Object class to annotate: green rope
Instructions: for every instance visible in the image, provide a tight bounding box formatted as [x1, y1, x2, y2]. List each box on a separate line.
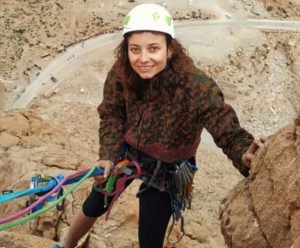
[92, 173, 117, 207]
[104, 174, 117, 208]
[0, 166, 98, 231]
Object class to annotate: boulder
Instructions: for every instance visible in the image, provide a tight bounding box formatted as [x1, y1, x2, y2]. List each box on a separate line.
[220, 115, 300, 248]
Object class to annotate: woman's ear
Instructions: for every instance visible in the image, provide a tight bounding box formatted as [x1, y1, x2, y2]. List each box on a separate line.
[166, 35, 174, 59]
[167, 47, 173, 59]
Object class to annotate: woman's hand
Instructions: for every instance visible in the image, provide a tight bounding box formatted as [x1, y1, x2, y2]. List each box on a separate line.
[93, 160, 114, 185]
[242, 137, 266, 168]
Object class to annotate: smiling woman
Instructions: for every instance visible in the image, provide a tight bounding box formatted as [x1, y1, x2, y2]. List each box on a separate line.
[122, 2, 174, 81]
[127, 32, 171, 79]
[61, 3, 264, 248]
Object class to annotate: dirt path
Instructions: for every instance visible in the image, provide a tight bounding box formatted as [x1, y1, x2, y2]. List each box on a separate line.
[12, 19, 300, 110]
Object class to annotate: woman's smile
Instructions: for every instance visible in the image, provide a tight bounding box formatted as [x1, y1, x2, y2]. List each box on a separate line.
[128, 32, 172, 79]
[138, 65, 154, 72]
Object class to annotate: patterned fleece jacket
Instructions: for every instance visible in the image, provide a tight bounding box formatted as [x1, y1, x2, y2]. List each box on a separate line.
[97, 67, 254, 177]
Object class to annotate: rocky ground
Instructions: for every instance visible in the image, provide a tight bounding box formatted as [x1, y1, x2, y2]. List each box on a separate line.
[0, 0, 300, 247]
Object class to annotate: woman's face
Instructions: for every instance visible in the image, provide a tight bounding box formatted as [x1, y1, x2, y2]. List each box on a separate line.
[127, 32, 172, 79]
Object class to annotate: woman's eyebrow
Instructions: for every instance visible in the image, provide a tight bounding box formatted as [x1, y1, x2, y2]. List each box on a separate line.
[148, 43, 160, 46]
[128, 43, 160, 47]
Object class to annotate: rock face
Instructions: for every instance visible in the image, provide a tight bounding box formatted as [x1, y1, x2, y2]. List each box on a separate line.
[0, 110, 140, 247]
[0, 105, 299, 248]
[0, 231, 54, 248]
[0, 110, 94, 242]
[220, 116, 300, 248]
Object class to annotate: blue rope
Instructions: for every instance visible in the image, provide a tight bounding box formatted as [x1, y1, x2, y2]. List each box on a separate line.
[0, 168, 104, 204]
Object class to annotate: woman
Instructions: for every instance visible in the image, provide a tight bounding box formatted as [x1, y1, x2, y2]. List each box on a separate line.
[62, 3, 264, 248]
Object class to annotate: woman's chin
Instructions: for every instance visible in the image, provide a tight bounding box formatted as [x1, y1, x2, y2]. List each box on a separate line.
[137, 72, 156, 79]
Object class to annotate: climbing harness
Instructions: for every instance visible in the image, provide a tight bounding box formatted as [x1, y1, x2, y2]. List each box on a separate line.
[0, 160, 141, 231]
[124, 143, 198, 244]
[144, 159, 197, 244]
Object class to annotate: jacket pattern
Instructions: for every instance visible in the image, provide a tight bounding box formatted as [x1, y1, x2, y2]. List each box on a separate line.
[97, 67, 254, 176]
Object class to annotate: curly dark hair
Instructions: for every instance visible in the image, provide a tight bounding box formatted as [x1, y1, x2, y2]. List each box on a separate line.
[113, 32, 197, 102]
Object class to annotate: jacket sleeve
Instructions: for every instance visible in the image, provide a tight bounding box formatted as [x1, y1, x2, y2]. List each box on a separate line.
[198, 76, 254, 177]
[97, 67, 126, 163]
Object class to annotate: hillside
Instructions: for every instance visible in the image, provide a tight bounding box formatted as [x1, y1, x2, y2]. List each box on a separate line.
[0, 0, 299, 247]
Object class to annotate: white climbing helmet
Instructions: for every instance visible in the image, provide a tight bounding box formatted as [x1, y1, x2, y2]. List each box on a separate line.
[122, 3, 175, 38]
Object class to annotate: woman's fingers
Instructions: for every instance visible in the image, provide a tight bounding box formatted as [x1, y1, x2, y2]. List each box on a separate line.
[103, 161, 114, 179]
[242, 137, 266, 167]
[93, 160, 114, 184]
[248, 137, 266, 154]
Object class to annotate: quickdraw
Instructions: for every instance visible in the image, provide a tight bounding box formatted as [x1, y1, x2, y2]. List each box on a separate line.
[139, 159, 198, 244]
[0, 160, 141, 231]
[166, 160, 197, 244]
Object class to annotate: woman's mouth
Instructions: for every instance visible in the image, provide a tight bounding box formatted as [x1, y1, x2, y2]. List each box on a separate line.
[138, 66, 153, 72]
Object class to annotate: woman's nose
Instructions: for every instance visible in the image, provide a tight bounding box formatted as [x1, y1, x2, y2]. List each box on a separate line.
[139, 51, 149, 62]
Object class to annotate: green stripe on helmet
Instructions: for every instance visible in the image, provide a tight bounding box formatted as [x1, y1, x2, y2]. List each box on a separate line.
[124, 15, 131, 25]
[165, 16, 172, 26]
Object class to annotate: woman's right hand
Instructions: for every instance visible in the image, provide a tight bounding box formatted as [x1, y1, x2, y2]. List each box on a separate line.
[93, 160, 114, 185]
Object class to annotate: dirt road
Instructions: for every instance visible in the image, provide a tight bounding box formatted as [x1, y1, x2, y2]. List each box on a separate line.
[13, 19, 300, 109]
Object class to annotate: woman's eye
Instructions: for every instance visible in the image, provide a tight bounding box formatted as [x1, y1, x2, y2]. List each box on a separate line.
[149, 47, 159, 53]
[130, 48, 140, 54]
